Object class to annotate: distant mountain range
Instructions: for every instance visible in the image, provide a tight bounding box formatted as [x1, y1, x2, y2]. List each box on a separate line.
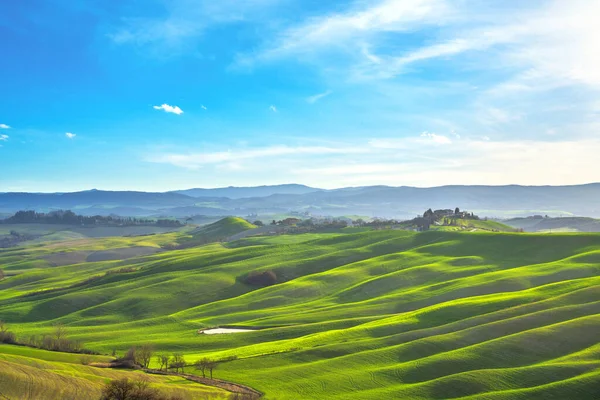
[173, 184, 318, 198]
[1, 183, 600, 219]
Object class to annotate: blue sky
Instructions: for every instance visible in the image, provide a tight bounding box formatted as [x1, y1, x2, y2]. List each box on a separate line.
[1, 0, 599, 192]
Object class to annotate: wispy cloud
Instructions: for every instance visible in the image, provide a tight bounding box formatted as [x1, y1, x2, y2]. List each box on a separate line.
[148, 144, 366, 170]
[108, 0, 283, 55]
[0, 124, 10, 129]
[65, 132, 76, 139]
[269, 105, 278, 113]
[153, 104, 184, 115]
[307, 90, 333, 104]
[146, 133, 600, 187]
[235, 0, 453, 68]
[0, 134, 8, 141]
[201, 105, 208, 110]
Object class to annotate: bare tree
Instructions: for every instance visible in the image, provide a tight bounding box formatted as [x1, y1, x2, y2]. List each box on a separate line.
[206, 359, 218, 379]
[157, 354, 171, 371]
[53, 322, 66, 342]
[194, 358, 208, 378]
[169, 353, 186, 373]
[137, 344, 154, 368]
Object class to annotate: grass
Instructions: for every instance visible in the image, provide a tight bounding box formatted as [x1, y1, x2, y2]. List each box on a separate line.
[1, 223, 600, 399]
[0, 345, 229, 400]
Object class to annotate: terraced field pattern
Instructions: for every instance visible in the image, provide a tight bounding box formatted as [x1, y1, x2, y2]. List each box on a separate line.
[1, 219, 600, 399]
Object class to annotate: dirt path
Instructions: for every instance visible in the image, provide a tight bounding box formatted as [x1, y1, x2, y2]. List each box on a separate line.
[145, 368, 262, 399]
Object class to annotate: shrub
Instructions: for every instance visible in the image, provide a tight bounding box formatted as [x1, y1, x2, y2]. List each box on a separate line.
[244, 270, 277, 287]
[0, 320, 17, 344]
[99, 378, 184, 400]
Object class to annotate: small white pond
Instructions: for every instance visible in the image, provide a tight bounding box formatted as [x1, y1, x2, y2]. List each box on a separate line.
[200, 328, 256, 335]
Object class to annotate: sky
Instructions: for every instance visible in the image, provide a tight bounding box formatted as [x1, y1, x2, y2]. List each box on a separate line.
[1, 0, 599, 192]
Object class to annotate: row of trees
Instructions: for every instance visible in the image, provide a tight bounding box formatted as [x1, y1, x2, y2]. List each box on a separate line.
[123, 345, 220, 379]
[0, 320, 94, 354]
[2, 210, 183, 227]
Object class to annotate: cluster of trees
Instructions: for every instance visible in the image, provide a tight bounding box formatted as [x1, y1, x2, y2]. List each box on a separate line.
[405, 208, 480, 231]
[244, 270, 277, 287]
[353, 218, 403, 228]
[100, 378, 183, 400]
[2, 210, 183, 227]
[0, 230, 39, 248]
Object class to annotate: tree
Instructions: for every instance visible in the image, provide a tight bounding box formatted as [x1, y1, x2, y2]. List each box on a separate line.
[137, 344, 154, 368]
[205, 359, 218, 379]
[169, 353, 186, 373]
[54, 322, 66, 342]
[455, 207, 460, 215]
[244, 270, 277, 287]
[0, 320, 16, 344]
[194, 358, 208, 378]
[157, 354, 171, 371]
[99, 378, 182, 400]
[100, 378, 135, 400]
[252, 220, 264, 227]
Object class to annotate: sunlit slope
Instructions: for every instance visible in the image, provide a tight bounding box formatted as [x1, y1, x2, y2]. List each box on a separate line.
[1, 230, 600, 399]
[0, 345, 228, 400]
[190, 216, 256, 240]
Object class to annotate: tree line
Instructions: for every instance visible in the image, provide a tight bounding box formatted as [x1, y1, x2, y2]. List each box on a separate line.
[0, 320, 95, 354]
[2, 210, 183, 227]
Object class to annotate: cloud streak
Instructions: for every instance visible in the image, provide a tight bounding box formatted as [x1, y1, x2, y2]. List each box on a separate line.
[307, 90, 333, 104]
[146, 133, 600, 187]
[0, 134, 8, 141]
[65, 132, 76, 139]
[0, 124, 10, 129]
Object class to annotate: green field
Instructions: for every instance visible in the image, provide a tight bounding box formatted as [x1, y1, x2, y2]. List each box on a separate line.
[0, 344, 229, 399]
[1, 224, 600, 399]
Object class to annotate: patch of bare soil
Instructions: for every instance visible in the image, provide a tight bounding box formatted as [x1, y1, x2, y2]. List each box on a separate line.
[44, 251, 92, 266]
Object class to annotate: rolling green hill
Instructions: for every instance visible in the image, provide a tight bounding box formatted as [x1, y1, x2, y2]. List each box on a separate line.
[1, 228, 600, 399]
[0, 344, 229, 400]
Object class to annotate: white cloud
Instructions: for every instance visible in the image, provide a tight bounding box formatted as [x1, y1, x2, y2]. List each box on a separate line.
[65, 132, 76, 139]
[0, 134, 8, 141]
[420, 132, 452, 144]
[0, 124, 10, 129]
[201, 105, 208, 110]
[269, 105, 278, 113]
[153, 104, 184, 115]
[307, 90, 333, 104]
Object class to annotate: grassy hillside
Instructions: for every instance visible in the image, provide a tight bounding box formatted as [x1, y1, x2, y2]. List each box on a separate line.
[187, 217, 256, 243]
[1, 229, 600, 399]
[0, 345, 229, 400]
[505, 217, 600, 233]
[433, 218, 516, 232]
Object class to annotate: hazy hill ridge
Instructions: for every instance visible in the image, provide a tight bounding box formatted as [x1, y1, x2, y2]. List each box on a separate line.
[1, 183, 600, 218]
